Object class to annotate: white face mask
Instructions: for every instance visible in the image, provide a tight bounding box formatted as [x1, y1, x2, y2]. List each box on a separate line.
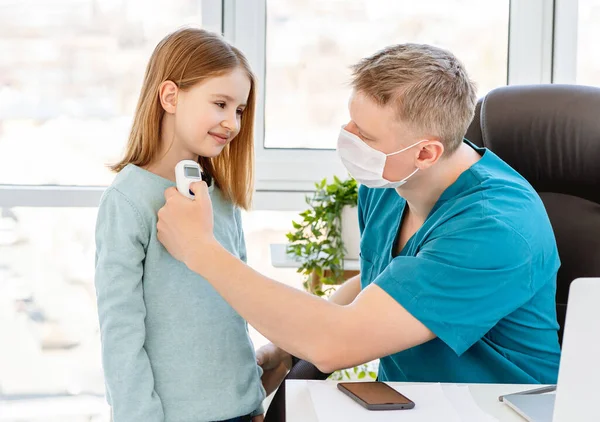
[337, 125, 424, 189]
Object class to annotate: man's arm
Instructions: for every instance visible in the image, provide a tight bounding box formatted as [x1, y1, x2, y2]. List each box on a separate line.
[188, 247, 434, 373]
[330, 274, 362, 305]
[157, 184, 433, 373]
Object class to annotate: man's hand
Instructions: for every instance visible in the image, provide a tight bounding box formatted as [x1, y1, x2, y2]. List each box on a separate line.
[256, 343, 293, 396]
[157, 182, 216, 266]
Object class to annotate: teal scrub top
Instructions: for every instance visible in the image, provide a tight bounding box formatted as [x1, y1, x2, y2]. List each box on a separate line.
[358, 141, 561, 385]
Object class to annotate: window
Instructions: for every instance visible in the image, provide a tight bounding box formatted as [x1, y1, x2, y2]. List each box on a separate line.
[0, 207, 108, 419]
[241, 210, 305, 348]
[263, 0, 510, 150]
[0, 1, 223, 419]
[1, 0, 559, 203]
[231, 0, 550, 195]
[576, 0, 600, 85]
[0, 0, 208, 186]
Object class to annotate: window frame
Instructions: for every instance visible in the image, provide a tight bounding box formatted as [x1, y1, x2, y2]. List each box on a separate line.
[0, 0, 580, 211]
[552, 0, 579, 84]
[228, 0, 561, 206]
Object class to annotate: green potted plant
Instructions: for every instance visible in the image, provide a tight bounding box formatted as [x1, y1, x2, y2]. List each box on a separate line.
[286, 176, 358, 296]
[286, 176, 377, 381]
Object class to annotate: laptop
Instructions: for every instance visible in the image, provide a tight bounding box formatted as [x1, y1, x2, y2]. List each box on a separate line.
[502, 278, 600, 422]
[503, 391, 556, 421]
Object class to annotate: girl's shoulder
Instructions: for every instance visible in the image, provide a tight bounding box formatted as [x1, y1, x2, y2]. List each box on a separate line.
[102, 164, 173, 217]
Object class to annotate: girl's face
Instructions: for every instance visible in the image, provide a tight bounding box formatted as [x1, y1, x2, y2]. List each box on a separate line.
[174, 67, 251, 158]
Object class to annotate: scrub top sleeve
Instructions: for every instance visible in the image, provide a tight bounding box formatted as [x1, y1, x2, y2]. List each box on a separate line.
[372, 216, 535, 356]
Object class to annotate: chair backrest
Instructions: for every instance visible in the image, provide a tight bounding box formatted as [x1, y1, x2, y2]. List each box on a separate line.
[465, 84, 600, 344]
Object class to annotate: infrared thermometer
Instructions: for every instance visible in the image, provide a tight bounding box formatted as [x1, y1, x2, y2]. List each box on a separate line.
[175, 160, 211, 199]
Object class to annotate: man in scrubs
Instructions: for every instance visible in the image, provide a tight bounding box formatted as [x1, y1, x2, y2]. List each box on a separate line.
[156, 43, 561, 393]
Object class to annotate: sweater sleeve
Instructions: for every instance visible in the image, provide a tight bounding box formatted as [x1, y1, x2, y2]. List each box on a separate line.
[94, 188, 164, 422]
[234, 207, 248, 264]
[234, 208, 265, 418]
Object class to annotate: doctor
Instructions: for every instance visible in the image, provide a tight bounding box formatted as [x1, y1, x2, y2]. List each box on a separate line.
[156, 43, 561, 393]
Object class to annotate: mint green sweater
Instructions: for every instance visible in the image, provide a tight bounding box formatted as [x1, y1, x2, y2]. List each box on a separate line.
[94, 164, 265, 422]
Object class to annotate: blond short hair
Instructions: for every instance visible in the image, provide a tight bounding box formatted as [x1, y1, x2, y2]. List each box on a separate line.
[351, 43, 477, 154]
[112, 28, 256, 210]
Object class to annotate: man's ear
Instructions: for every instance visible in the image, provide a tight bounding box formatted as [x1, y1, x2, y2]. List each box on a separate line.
[159, 80, 178, 114]
[416, 140, 445, 169]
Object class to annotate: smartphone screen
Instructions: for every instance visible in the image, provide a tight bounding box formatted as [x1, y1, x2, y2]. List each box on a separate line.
[339, 382, 413, 405]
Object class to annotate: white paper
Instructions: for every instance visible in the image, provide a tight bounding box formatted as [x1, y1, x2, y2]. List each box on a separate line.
[442, 385, 499, 422]
[307, 381, 463, 422]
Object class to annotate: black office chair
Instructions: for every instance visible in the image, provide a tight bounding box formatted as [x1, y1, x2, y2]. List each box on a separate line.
[265, 84, 600, 422]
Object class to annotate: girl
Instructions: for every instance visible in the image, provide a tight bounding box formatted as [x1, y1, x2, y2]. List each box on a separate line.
[94, 28, 265, 422]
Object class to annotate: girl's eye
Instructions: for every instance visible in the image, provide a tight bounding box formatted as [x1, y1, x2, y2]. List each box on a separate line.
[236, 109, 244, 116]
[215, 102, 226, 109]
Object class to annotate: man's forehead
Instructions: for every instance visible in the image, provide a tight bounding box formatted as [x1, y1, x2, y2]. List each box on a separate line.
[349, 91, 399, 133]
[349, 91, 396, 116]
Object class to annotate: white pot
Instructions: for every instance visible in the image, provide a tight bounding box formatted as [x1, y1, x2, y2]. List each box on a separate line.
[341, 205, 360, 260]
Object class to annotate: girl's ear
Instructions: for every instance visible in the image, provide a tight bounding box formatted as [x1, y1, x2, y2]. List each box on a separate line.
[159, 80, 178, 114]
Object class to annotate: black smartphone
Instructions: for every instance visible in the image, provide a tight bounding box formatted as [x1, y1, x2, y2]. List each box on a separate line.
[337, 381, 415, 411]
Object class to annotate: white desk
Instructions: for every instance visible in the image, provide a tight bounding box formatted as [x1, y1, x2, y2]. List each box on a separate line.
[286, 380, 544, 422]
[270, 243, 360, 271]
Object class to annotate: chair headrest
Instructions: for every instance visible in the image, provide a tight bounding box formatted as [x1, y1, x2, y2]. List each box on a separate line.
[466, 84, 600, 204]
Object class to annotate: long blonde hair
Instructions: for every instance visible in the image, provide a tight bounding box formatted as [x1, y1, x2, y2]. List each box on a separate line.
[112, 28, 256, 209]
